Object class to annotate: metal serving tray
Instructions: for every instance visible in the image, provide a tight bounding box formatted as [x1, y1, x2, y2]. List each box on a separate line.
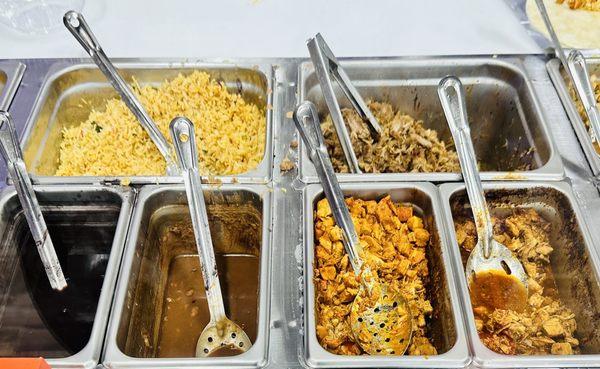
[302, 182, 469, 368]
[0, 61, 25, 111]
[20, 61, 275, 185]
[439, 181, 600, 368]
[547, 51, 600, 176]
[0, 185, 133, 369]
[297, 57, 564, 183]
[103, 185, 272, 368]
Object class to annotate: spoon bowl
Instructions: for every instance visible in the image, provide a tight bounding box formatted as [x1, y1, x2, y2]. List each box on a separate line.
[196, 318, 252, 357]
[170, 117, 252, 357]
[350, 275, 412, 355]
[293, 101, 412, 355]
[438, 76, 529, 312]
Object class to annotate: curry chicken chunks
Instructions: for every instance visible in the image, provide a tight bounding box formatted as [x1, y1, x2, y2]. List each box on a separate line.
[455, 208, 579, 355]
[313, 196, 437, 356]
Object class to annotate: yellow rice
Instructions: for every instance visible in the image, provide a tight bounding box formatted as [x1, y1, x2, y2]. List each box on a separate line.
[56, 71, 266, 176]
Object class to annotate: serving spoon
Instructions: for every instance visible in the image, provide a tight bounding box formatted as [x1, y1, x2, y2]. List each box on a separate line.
[0, 111, 66, 290]
[170, 117, 252, 357]
[438, 77, 529, 313]
[293, 101, 412, 355]
[63, 11, 179, 176]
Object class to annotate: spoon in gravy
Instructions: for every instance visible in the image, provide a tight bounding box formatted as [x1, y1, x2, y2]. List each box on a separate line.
[438, 76, 529, 313]
[170, 117, 252, 357]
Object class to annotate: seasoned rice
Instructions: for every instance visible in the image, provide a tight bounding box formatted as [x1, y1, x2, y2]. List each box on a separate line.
[56, 71, 266, 176]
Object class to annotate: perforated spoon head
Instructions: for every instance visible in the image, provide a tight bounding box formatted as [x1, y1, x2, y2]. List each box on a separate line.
[196, 317, 252, 357]
[350, 282, 412, 355]
[438, 76, 529, 312]
[466, 239, 529, 313]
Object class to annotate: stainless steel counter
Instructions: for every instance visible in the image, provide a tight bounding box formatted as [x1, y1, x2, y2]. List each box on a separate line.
[1, 54, 600, 368]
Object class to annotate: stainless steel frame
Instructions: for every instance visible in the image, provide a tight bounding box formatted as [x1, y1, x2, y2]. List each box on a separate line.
[103, 184, 272, 368]
[0, 61, 25, 111]
[0, 185, 133, 369]
[547, 51, 600, 175]
[19, 60, 276, 185]
[297, 57, 565, 183]
[302, 182, 469, 368]
[0, 54, 597, 369]
[439, 181, 600, 368]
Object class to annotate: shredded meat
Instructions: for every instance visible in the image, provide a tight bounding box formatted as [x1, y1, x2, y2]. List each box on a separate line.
[322, 101, 460, 173]
[556, 0, 600, 10]
[455, 208, 579, 355]
[568, 74, 600, 152]
[314, 196, 436, 356]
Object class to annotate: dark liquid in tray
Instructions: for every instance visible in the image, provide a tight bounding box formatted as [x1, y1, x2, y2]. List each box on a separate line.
[0, 213, 116, 357]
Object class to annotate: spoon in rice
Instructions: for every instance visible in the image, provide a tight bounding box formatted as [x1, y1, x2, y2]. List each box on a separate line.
[293, 101, 412, 355]
[63, 11, 179, 176]
[170, 117, 252, 357]
[438, 76, 528, 313]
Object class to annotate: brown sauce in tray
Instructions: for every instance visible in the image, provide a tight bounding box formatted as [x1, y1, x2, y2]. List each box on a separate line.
[156, 254, 259, 357]
[209, 345, 246, 357]
[469, 270, 528, 313]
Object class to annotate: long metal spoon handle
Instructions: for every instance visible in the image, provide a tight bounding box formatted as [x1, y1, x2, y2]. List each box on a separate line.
[534, 0, 569, 68]
[438, 77, 494, 259]
[170, 117, 226, 321]
[63, 11, 179, 176]
[293, 102, 363, 273]
[0, 112, 66, 291]
[568, 50, 600, 142]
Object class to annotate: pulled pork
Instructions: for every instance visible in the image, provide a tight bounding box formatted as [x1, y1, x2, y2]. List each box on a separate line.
[455, 208, 579, 355]
[322, 101, 460, 173]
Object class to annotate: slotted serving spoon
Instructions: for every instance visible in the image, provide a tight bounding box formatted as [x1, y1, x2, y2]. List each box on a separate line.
[169, 117, 252, 357]
[63, 11, 179, 176]
[438, 77, 528, 312]
[293, 101, 412, 355]
[0, 111, 66, 290]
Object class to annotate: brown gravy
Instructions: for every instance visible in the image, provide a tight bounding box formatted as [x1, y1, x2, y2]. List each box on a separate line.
[209, 345, 246, 357]
[156, 254, 259, 357]
[469, 270, 528, 313]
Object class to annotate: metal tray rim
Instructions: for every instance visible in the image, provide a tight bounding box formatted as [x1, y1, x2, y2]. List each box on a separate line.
[438, 180, 600, 368]
[546, 55, 600, 176]
[302, 182, 470, 368]
[295, 56, 565, 184]
[0, 184, 134, 369]
[102, 184, 273, 368]
[19, 60, 276, 185]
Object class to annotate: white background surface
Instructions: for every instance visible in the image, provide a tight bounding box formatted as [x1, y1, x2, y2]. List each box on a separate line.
[0, 0, 541, 59]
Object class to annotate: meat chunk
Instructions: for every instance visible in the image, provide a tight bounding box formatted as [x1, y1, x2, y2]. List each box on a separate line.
[542, 318, 565, 338]
[314, 196, 435, 356]
[551, 342, 573, 355]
